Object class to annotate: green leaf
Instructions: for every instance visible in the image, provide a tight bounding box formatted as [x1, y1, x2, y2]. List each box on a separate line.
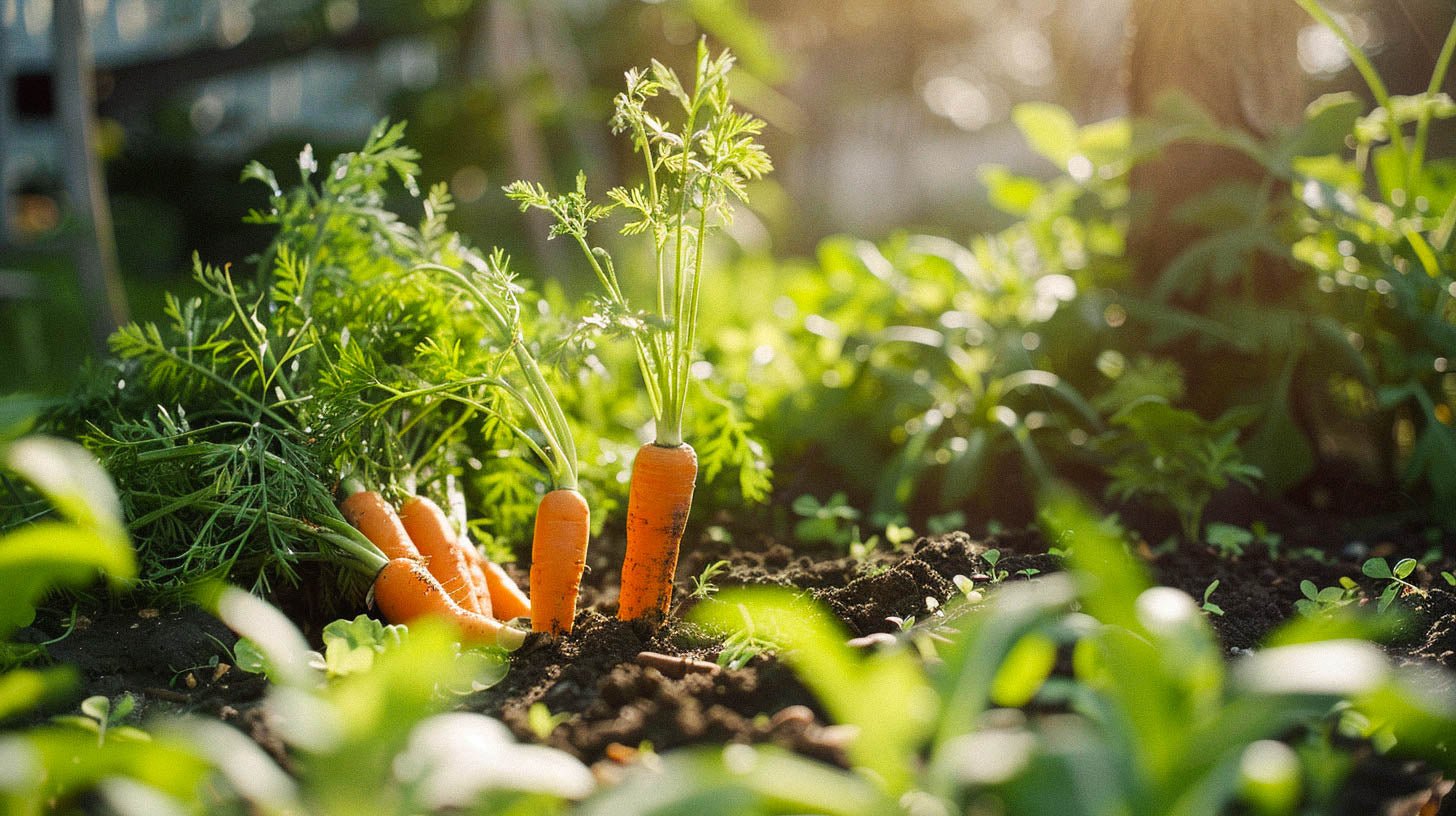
[989, 632, 1058, 707]
[0, 521, 137, 638]
[1378, 584, 1398, 614]
[1362, 558, 1393, 580]
[1300, 580, 1318, 601]
[1014, 103, 1080, 168]
[4, 437, 124, 535]
[321, 615, 407, 678]
[1392, 558, 1417, 580]
[981, 166, 1044, 216]
[0, 666, 76, 723]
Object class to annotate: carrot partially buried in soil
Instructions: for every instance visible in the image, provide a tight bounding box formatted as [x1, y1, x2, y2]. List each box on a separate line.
[529, 488, 590, 636]
[618, 443, 697, 621]
[373, 557, 525, 649]
[399, 495, 488, 616]
[505, 44, 768, 624]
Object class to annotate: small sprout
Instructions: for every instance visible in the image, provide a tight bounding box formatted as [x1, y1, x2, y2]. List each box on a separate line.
[691, 560, 731, 600]
[982, 549, 1008, 583]
[1017, 568, 1041, 580]
[1201, 580, 1225, 616]
[1442, 571, 1455, 587]
[1294, 576, 1359, 617]
[526, 703, 571, 740]
[1362, 557, 1425, 613]
[1205, 523, 1253, 559]
[885, 523, 916, 547]
[849, 527, 881, 562]
[952, 574, 975, 597]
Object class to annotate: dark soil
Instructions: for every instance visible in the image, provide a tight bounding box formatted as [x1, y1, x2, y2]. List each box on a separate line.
[17, 513, 1456, 814]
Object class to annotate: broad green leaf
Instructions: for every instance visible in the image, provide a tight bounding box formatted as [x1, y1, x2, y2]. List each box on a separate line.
[990, 632, 1058, 707]
[0, 666, 76, 723]
[0, 521, 137, 638]
[1014, 103, 1080, 167]
[3, 437, 124, 535]
[1393, 559, 1417, 580]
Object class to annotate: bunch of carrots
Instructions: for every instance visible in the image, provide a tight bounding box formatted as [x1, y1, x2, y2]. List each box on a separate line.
[343, 490, 531, 649]
[340, 45, 766, 642]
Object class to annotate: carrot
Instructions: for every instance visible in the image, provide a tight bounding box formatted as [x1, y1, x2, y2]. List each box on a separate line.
[617, 443, 697, 621]
[479, 557, 532, 621]
[340, 491, 422, 562]
[373, 558, 525, 649]
[528, 488, 590, 636]
[399, 495, 488, 616]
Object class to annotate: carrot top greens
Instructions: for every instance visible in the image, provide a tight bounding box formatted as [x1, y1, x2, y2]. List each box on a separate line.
[506, 41, 772, 447]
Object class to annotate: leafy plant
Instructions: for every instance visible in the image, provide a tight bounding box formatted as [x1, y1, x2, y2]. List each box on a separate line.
[790, 492, 860, 547]
[1098, 397, 1262, 543]
[1294, 577, 1360, 618]
[1206, 523, 1253, 558]
[1361, 557, 1425, 614]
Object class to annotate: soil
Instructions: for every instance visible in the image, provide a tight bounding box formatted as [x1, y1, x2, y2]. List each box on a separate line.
[15, 513, 1456, 815]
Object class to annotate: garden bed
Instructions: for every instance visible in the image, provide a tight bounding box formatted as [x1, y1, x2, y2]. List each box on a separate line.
[27, 508, 1456, 814]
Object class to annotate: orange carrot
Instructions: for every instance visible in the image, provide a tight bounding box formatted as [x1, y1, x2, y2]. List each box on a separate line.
[617, 443, 697, 621]
[480, 558, 532, 621]
[373, 558, 525, 649]
[341, 491, 422, 562]
[528, 488, 590, 636]
[399, 496, 488, 616]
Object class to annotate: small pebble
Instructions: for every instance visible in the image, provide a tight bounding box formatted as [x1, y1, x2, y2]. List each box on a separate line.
[138, 608, 159, 620]
[212, 663, 231, 682]
[184, 673, 197, 689]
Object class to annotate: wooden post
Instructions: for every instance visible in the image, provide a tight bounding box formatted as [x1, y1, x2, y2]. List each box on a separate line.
[1127, 0, 1306, 291]
[53, 0, 129, 353]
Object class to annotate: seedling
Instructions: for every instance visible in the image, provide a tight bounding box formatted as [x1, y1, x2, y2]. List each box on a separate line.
[1361, 557, 1425, 613]
[1201, 580, 1226, 616]
[1205, 523, 1253, 559]
[982, 549, 1008, 583]
[1294, 577, 1360, 617]
[691, 560, 732, 600]
[1017, 568, 1042, 580]
[716, 628, 776, 670]
[1442, 571, 1456, 587]
[527, 703, 572, 740]
[848, 527, 881, 562]
[790, 492, 860, 547]
[951, 574, 985, 604]
[53, 694, 145, 746]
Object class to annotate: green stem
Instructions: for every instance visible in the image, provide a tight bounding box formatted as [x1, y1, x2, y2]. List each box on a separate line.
[1412, 18, 1456, 195]
[1296, 0, 1412, 210]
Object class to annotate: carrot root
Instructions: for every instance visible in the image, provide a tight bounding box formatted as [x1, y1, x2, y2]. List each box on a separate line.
[399, 495, 488, 616]
[528, 488, 591, 636]
[481, 558, 533, 621]
[373, 558, 525, 650]
[617, 442, 697, 622]
[341, 491, 422, 562]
